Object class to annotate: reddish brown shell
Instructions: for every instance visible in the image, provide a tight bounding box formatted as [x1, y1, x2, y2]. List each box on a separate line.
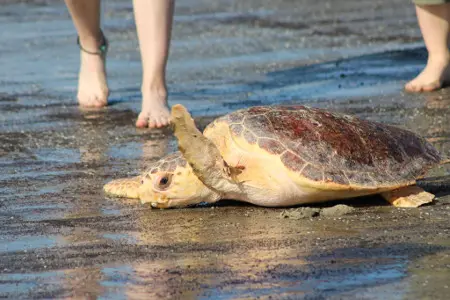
[207, 105, 442, 187]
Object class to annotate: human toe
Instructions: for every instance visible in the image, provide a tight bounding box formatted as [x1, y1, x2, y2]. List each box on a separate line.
[93, 97, 107, 108]
[404, 81, 421, 93]
[78, 94, 95, 108]
[160, 115, 171, 127]
[148, 118, 158, 129]
[136, 113, 149, 128]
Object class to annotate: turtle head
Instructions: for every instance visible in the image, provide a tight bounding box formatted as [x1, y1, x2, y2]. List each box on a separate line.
[138, 152, 221, 208]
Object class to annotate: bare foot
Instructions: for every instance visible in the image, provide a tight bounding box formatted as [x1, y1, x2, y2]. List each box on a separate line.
[77, 49, 109, 108]
[405, 55, 450, 93]
[136, 89, 171, 128]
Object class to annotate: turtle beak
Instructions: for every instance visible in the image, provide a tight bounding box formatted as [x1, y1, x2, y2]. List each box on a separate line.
[140, 192, 170, 208]
[144, 197, 197, 209]
[150, 201, 170, 209]
[140, 191, 193, 209]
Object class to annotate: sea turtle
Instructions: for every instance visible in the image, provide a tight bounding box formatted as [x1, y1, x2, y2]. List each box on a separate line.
[104, 104, 448, 209]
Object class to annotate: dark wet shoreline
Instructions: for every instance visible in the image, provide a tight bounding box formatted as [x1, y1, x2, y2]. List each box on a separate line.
[1, 0, 449, 299]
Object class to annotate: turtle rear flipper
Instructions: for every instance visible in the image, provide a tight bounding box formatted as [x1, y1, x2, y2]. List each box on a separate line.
[381, 186, 435, 207]
[104, 176, 142, 199]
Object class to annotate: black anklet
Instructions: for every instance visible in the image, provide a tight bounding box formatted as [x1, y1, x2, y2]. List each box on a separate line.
[77, 30, 108, 55]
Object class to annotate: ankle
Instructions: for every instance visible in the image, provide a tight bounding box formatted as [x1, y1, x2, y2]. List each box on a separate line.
[142, 88, 167, 100]
[141, 81, 167, 97]
[79, 37, 102, 51]
[427, 52, 450, 65]
[78, 30, 107, 56]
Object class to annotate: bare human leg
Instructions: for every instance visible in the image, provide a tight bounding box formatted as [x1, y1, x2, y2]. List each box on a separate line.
[65, 0, 109, 108]
[405, 3, 450, 92]
[133, 0, 174, 128]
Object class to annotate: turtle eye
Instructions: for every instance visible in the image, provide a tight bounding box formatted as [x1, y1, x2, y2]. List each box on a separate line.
[155, 174, 173, 190]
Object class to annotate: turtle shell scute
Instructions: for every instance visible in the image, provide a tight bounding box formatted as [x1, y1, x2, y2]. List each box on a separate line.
[147, 152, 187, 174]
[345, 172, 376, 187]
[323, 170, 349, 185]
[280, 151, 306, 172]
[302, 164, 324, 182]
[243, 115, 276, 139]
[230, 124, 244, 136]
[258, 138, 285, 155]
[243, 130, 257, 144]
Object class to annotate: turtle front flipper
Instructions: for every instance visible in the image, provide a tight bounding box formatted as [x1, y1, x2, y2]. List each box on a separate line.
[104, 176, 142, 199]
[171, 104, 240, 195]
[380, 186, 435, 207]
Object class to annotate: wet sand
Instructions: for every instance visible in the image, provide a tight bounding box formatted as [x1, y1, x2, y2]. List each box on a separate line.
[0, 0, 449, 299]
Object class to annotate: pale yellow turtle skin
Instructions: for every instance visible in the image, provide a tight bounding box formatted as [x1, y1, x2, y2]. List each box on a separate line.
[104, 104, 444, 209]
